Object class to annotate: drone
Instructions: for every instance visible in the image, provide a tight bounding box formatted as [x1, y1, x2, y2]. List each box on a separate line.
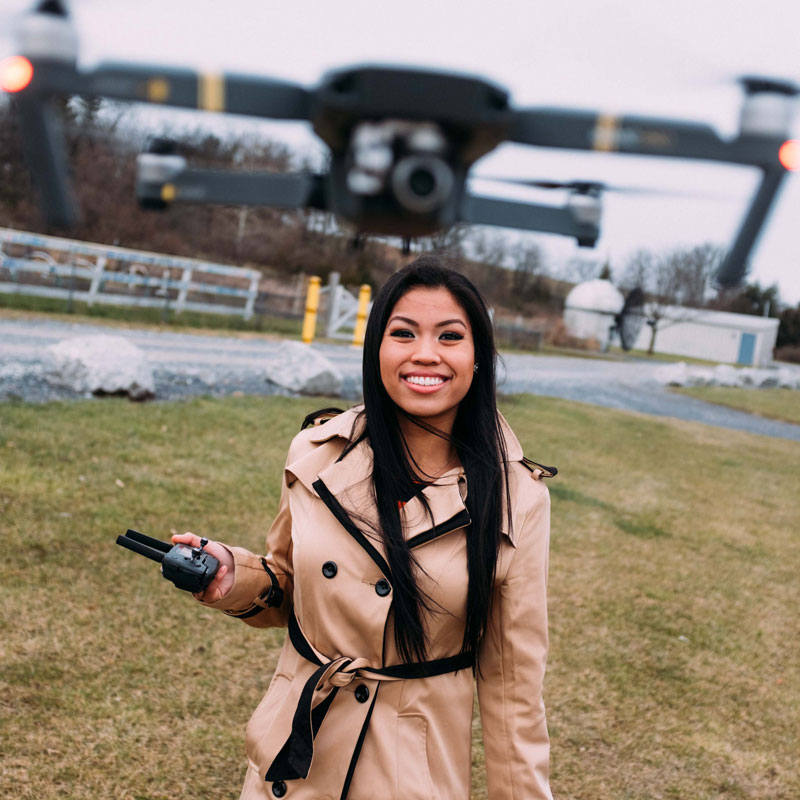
[2, 1, 799, 286]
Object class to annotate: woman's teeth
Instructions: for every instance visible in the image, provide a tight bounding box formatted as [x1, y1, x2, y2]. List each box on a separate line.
[406, 376, 444, 386]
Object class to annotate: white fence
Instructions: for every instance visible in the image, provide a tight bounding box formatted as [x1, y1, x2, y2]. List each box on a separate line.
[323, 272, 372, 340]
[0, 228, 261, 319]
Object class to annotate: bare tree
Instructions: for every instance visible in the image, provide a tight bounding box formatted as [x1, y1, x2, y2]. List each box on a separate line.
[509, 241, 546, 308]
[619, 244, 725, 355]
[469, 229, 510, 267]
[662, 243, 726, 307]
[564, 255, 603, 283]
[416, 223, 470, 256]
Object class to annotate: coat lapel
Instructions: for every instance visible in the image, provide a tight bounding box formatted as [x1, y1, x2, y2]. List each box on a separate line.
[285, 406, 529, 549]
[401, 474, 471, 549]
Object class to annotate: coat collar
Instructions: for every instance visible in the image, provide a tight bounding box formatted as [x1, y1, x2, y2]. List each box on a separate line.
[302, 406, 525, 462]
[286, 406, 525, 546]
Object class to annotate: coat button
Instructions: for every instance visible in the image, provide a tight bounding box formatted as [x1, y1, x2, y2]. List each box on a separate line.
[354, 684, 370, 703]
[375, 579, 391, 597]
[272, 780, 287, 797]
[322, 561, 338, 578]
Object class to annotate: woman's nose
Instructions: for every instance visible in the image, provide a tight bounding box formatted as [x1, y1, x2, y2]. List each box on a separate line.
[411, 336, 441, 363]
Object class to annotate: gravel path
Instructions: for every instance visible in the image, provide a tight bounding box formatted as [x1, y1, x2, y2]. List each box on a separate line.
[2, 316, 800, 442]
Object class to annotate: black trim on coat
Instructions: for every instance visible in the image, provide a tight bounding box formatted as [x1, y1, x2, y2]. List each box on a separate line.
[406, 508, 472, 550]
[339, 686, 379, 800]
[264, 609, 474, 795]
[227, 604, 265, 620]
[312, 477, 393, 581]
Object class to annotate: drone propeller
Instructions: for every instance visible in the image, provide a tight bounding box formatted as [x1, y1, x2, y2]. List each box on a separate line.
[738, 75, 800, 97]
[472, 175, 737, 201]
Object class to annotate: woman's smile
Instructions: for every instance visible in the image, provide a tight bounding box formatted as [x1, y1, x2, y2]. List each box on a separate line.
[402, 372, 450, 392]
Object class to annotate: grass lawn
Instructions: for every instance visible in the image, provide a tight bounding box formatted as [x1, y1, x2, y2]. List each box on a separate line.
[1, 395, 798, 799]
[672, 385, 800, 426]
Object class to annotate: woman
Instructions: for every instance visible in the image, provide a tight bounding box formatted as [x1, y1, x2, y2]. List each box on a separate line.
[174, 255, 555, 800]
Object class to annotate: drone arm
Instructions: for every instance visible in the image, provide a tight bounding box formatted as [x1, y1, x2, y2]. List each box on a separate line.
[13, 93, 78, 228]
[508, 108, 782, 167]
[26, 59, 311, 120]
[715, 166, 788, 287]
[137, 166, 325, 210]
[459, 194, 598, 246]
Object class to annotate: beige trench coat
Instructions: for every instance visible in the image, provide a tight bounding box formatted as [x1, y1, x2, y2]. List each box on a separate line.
[203, 407, 553, 800]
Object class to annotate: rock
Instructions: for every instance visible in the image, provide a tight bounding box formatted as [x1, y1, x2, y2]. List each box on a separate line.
[45, 334, 155, 400]
[262, 341, 343, 396]
[654, 362, 690, 387]
[654, 361, 800, 391]
[777, 366, 800, 389]
[713, 365, 740, 386]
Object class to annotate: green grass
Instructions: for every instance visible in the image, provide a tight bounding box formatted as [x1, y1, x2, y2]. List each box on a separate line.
[0, 292, 303, 337]
[672, 385, 800, 426]
[1, 395, 798, 799]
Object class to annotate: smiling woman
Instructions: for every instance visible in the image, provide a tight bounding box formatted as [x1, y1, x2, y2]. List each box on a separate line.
[172, 255, 556, 799]
[379, 285, 476, 430]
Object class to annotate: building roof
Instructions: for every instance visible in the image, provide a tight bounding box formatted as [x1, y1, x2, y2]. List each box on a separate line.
[652, 305, 779, 332]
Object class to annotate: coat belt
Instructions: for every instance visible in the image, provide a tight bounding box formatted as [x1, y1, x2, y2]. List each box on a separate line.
[264, 609, 473, 796]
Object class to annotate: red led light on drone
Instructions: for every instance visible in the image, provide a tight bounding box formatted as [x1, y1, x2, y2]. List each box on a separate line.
[0, 56, 34, 93]
[779, 139, 800, 171]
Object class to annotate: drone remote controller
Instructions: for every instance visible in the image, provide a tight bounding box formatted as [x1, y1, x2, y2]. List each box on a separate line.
[116, 529, 220, 593]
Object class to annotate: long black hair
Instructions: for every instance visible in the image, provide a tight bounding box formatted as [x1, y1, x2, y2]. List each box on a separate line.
[357, 254, 511, 668]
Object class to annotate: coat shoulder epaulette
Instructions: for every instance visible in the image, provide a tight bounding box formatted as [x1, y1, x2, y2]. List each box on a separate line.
[300, 407, 345, 431]
[521, 456, 558, 479]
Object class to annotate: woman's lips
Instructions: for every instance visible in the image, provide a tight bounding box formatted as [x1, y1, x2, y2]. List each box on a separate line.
[402, 374, 450, 393]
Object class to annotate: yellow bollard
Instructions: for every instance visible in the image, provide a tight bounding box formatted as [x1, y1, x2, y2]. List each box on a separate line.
[301, 276, 322, 344]
[352, 284, 371, 347]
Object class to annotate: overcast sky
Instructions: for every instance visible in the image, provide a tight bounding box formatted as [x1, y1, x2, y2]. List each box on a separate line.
[2, 0, 799, 301]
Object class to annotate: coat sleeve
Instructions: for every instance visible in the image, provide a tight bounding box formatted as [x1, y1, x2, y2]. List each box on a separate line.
[198, 455, 294, 629]
[476, 479, 553, 800]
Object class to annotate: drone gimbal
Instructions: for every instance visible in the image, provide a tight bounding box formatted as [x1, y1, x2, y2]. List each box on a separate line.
[3, 0, 799, 286]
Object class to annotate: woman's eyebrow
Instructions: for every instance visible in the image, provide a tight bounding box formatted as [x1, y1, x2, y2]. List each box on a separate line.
[387, 315, 467, 329]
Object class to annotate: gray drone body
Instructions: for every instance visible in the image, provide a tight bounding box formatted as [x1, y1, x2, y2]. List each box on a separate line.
[5, 0, 799, 286]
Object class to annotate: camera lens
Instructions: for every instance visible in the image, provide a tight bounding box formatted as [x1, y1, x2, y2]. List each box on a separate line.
[391, 155, 454, 214]
[409, 167, 436, 198]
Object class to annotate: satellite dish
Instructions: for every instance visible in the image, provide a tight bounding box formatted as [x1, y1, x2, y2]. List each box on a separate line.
[615, 287, 646, 351]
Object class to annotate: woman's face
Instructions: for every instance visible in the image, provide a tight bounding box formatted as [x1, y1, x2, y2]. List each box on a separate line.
[379, 286, 475, 431]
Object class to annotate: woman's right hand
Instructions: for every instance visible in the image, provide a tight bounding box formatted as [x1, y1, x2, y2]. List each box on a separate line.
[171, 532, 235, 603]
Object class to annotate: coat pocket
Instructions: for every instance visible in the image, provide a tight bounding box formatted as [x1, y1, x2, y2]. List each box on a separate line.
[244, 672, 292, 766]
[396, 714, 437, 800]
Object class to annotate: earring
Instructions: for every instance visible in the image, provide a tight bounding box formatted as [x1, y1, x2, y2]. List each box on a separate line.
[473, 363, 479, 374]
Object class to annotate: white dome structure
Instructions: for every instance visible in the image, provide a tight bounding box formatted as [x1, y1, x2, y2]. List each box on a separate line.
[563, 279, 624, 347]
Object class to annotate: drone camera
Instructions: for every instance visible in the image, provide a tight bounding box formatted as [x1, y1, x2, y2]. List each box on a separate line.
[391, 154, 455, 214]
[343, 119, 459, 222]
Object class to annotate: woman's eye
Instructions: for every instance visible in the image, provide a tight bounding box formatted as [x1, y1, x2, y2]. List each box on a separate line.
[440, 331, 464, 341]
[389, 329, 414, 338]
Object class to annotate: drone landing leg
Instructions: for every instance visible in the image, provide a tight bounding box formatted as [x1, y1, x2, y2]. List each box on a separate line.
[716, 166, 787, 287]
